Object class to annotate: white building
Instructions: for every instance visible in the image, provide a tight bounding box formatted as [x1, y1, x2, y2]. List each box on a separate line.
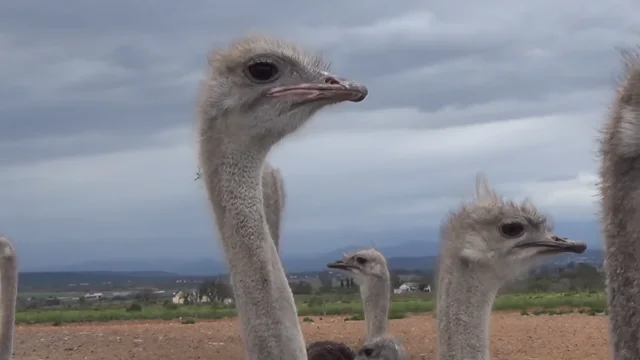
[84, 292, 103, 300]
[394, 282, 420, 294]
[172, 290, 213, 304]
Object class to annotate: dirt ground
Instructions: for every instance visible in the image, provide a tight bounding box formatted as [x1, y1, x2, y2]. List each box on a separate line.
[13, 312, 610, 360]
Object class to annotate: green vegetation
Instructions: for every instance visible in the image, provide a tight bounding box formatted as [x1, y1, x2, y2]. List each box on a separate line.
[180, 317, 196, 324]
[15, 291, 606, 325]
[16, 262, 606, 325]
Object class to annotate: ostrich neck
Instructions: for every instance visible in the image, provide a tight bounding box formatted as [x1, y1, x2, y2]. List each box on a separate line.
[360, 273, 390, 342]
[200, 139, 307, 360]
[600, 155, 640, 360]
[0, 259, 16, 360]
[437, 266, 498, 360]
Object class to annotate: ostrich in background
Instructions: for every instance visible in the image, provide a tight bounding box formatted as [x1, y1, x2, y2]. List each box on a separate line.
[326, 249, 394, 343]
[324, 248, 406, 359]
[599, 49, 640, 360]
[261, 163, 286, 252]
[0, 236, 17, 360]
[197, 33, 406, 359]
[436, 174, 587, 360]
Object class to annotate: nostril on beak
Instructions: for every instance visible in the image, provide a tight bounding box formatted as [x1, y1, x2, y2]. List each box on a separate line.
[552, 236, 567, 242]
[324, 76, 341, 85]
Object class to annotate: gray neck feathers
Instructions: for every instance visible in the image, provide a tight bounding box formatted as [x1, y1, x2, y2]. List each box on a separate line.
[0, 255, 16, 360]
[360, 271, 391, 342]
[599, 55, 640, 360]
[200, 122, 307, 359]
[437, 261, 499, 360]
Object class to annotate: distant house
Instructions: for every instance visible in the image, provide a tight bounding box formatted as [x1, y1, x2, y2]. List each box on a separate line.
[394, 282, 420, 294]
[84, 292, 103, 301]
[222, 298, 234, 305]
[172, 289, 214, 305]
[172, 290, 193, 304]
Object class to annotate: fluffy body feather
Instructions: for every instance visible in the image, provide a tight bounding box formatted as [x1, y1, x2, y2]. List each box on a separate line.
[307, 341, 356, 360]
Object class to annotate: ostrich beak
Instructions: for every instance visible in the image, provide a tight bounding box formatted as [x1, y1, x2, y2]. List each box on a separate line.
[515, 235, 587, 254]
[327, 259, 354, 270]
[266, 74, 368, 103]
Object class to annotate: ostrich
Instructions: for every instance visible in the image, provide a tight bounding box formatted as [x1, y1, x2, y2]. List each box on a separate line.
[436, 174, 587, 360]
[326, 248, 393, 342]
[306, 249, 404, 359]
[321, 249, 405, 359]
[599, 50, 640, 360]
[197, 34, 375, 359]
[0, 236, 17, 360]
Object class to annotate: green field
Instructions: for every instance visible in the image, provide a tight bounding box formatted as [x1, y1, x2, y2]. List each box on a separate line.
[15, 291, 607, 325]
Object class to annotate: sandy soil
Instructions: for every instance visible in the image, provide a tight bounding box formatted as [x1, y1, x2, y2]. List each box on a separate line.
[13, 312, 610, 360]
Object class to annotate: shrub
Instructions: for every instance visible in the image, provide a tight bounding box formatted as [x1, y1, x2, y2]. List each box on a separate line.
[126, 303, 142, 312]
[163, 301, 178, 310]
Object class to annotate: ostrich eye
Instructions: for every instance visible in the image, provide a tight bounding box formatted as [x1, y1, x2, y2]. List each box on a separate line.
[245, 61, 279, 83]
[499, 222, 525, 238]
[355, 256, 367, 265]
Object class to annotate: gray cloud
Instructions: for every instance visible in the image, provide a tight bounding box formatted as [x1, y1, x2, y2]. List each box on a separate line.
[0, 0, 635, 270]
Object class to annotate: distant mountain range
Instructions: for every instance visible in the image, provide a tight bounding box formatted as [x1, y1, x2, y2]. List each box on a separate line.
[28, 240, 603, 276]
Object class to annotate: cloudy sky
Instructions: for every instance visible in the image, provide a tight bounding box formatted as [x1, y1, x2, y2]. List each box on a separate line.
[1, 0, 637, 270]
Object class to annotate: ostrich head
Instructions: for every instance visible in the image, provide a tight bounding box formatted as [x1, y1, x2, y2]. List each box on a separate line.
[0, 238, 15, 261]
[199, 34, 367, 150]
[327, 248, 389, 281]
[440, 174, 587, 280]
[354, 336, 406, 360]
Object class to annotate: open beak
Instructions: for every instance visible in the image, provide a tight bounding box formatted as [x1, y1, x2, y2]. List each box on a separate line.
[515, 235, 587, 254]
[327, 259, 354, 270]
[266, 74, 368, 103]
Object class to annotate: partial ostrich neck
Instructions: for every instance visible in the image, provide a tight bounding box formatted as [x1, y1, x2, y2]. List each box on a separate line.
[360, 272, 390, 342]
[200, 133, 307, 360]
[600, 64, 640, 360]
[437, 264, 498, 360]
[261, 165, 284, 254]
[601, 156, 640, 360]
[0, 254, 16, 360]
